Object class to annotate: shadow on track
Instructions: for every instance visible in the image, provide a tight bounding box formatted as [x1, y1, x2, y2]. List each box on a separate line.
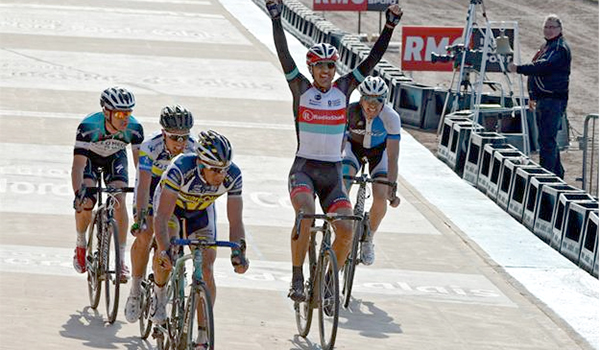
[59, 306, 152, 349]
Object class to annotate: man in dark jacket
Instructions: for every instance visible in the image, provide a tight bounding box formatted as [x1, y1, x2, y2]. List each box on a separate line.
[508, 14, 571, 179]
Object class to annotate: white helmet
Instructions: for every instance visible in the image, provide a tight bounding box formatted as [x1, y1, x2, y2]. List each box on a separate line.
[358, 76, 389, 100]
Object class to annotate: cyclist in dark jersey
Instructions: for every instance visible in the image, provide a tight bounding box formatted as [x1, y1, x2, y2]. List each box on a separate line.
[124, 105, 196, 323]
[266, 0, 403, 301]
[72, 87, 144, 282]
[343, 76, 401, 266]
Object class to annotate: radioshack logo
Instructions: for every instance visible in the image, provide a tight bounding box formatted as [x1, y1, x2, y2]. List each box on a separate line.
[302, 110, 314, 122]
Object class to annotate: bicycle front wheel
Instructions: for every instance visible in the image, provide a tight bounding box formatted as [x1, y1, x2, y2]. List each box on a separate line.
[86, 210, 102, 309]
[318, 247, 339, 350]
[342, 218, 363, 309]
[139, 276, 153, 339]
[295, 235, 316, 337]
[183, 283, 214, 350]
[104, 218, 121, 324]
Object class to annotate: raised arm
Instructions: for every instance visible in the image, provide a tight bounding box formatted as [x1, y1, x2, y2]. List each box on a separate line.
[268, 0, 299, 79]
[338, 5, 403, 93]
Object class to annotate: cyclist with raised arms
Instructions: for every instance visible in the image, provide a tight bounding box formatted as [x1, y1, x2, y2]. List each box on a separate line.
[150, 130, 249, 347]
[124, 105, 196, 323]
[72, 86, 144, 282]
[266, 0, 403, 301]
[342, 76, 401, 266]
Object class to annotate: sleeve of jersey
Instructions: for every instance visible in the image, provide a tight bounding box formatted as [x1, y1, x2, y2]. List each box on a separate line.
[384, 107, 402, 141]
[130, 118, 145, 151]
[73, 123, 91, 157]
[138, 146, 153, 173]
[162, 165, 183, 192]
[227, 172, 243, 198]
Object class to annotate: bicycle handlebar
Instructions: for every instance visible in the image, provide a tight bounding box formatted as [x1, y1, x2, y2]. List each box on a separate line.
[86, 187, 135, 194]
[170, 238, 241, 250]
[293, 212, 363, 241]
[343, 174, 396, 187]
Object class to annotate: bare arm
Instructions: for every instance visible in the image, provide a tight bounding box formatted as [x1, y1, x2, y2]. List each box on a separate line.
[154, 187, 178, 252]
[227, 196, 248, 273]
[134, 169, 152, 221]
[386, 138, 400, 206]
[71, 154, 88, 193]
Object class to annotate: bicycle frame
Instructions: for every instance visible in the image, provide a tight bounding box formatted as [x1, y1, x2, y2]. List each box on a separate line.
[152, 238, 241, 350]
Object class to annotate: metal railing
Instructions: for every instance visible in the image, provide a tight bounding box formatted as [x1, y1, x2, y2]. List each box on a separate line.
[577, 114, 599, 196]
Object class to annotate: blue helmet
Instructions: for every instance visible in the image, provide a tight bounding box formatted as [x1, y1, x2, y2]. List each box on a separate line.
[196, 130, 232, 167]
[100, 87, 135, 110]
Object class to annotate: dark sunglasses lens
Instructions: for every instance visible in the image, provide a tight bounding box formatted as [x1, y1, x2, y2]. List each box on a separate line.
[169, 134, 189, 142]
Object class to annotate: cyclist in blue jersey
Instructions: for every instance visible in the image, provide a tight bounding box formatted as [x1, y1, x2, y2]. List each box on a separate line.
[72, 87, 144, 282]
[266, 0, 403, 301]
[343, 76, 401, 266]
[149, 131, 249, 345]
[124, 105, 196, 323]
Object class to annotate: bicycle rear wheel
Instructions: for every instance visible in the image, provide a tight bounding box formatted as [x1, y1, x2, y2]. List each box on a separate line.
[86, 210, 102, 309]
[183, 283, 214, 350]
[295, 235, 316, 337]
[139, 275, 153, 339]
[104, 218, 121, 324]
[342, 218, 363, 309]
[318, 247, 339, 350]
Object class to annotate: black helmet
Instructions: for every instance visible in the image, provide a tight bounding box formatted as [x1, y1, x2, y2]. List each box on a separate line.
[159, 105, 194, 131]
[100, 86, 135, 110]
[196, 130, 232, 167]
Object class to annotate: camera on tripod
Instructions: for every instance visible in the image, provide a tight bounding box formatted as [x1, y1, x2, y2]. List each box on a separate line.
[431, 43, 465, 64]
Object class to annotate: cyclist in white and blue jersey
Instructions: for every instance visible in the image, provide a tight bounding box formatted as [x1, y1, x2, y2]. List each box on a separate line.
[343, 76, 401, 266]
[124, 105, 196, 323]
[267, 0, 403, 301]
[149, 131, 249, 343]
[72, 87, 144, 281]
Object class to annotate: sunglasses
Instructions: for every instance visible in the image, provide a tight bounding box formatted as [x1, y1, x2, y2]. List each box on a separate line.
[164, 131, 190, 143]
[313, 61, 336, 70]
[112, 110, 132, 120]
[204, 164, 229, 175]
[362, 95, 386, 104]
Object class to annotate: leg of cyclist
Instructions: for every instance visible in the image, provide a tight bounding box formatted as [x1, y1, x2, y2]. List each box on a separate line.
[72, 156, 98, 274]
[288, 159, 317, 302]
[289, 191, 316, 302]
[73, 177, 97, 273]
[149, 218, 177, 325]
[125, 218, 153, 322]
[362, 153, 389, 265]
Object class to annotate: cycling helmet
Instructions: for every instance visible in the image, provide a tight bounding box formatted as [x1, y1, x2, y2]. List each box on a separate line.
[358, 76, 389, 99]
[306, 43, 339, 66]
[159, 105, 194, 130]
[100, 87, 136, 110]
[196, 130, 232, 167]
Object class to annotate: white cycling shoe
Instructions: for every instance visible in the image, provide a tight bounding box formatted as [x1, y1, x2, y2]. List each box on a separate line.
[124, 294, 142, 323]
[360, 240, 375, 266]
[149, 293, 168, 325]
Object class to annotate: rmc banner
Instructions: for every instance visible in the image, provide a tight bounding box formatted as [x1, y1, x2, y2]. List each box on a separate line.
[401, 26, 515, 72]
[401, 26, 464, 72]
[313, 0, 397, 12]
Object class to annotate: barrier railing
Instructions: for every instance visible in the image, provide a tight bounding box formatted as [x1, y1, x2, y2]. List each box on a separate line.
[577, 114, 599, 197]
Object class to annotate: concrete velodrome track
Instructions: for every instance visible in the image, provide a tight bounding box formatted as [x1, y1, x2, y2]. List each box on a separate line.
[0, 0, 597, 349]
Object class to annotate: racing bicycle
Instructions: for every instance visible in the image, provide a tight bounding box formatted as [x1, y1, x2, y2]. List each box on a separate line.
[84, 178, 134, 324]
[341, 173, 398, 309]
[293, 211, 361, 350]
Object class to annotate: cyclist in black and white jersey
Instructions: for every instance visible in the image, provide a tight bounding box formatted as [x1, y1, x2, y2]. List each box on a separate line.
[71, 87, 144, 281]
[124, 105, 196, 323]
[343, 76, 401, 266]
[266, 0, 403, 301]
